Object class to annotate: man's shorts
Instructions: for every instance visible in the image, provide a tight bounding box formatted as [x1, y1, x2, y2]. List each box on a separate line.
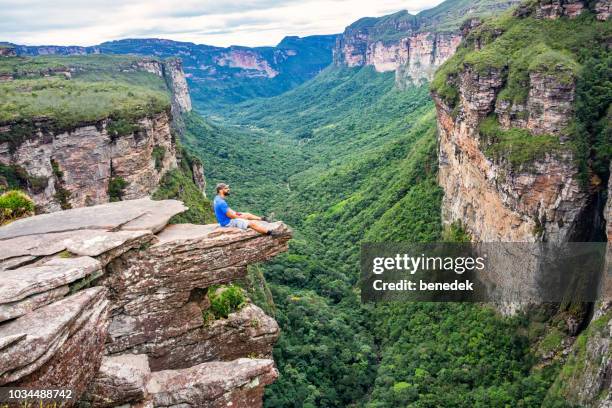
[224, 218, 249, 230]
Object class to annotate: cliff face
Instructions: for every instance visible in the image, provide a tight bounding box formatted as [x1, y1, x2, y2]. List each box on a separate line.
[333, 1, 519, 86]
[0, 55, 193, 213]
[215, 49, 279, 78]
[162, 58, 192, 114]
[0, 198, 291, 407]
[335, 29, 461, 84]
[432, 65, 588, 242]
[431, 0, 609, 243]
[432, 1, 611, 403]
[0, 112, 177, 213]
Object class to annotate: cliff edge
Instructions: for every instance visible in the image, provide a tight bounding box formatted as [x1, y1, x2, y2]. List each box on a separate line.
[0, 198, 292, 407]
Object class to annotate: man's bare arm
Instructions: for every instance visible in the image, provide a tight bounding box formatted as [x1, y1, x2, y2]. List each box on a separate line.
[226, 208, 262, 221]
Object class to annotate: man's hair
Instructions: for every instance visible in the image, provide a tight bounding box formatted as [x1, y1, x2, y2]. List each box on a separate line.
[216, 183, 229, 193]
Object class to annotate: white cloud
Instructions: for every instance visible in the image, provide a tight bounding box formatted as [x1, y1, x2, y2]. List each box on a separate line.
[0, 0, 446, 47]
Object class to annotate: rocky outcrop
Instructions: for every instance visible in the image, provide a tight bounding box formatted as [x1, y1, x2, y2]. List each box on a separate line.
[497, 71, 576, 138]
[0, 198, 291, 407]
[595, 0, 612, 20]
[215, 49, 279, 78]
[146, 358, 278, 408]
[335, 27, 461, 85]
[552, 168, 612, 407]
[0, 53, 198, 213]
[0, 112, 177, 213]
[333, 1, 519, 86]
[191, 160, 207, 197]
[433, 65, 587, 243]
[514, 0, 611, 19]
[162, 58, 192, 114]
[0, 46, 16, 57]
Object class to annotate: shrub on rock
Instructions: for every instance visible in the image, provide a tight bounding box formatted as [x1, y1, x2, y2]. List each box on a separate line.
[0, 190, 35, 224]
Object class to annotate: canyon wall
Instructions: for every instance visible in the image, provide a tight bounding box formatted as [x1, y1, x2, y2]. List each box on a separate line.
[432, 65, 588, 243]
[0, 112, 177, 213]
[333, 2, 519, 87]
[0, 198, 291, 407]
[432, 0, 609, 243]
[5, 35, 338, 108]
[335, 29, 461, 85]
[161, 58, 193, 114]
[0, 56, 193, 213]
[432, 0, 611, 404]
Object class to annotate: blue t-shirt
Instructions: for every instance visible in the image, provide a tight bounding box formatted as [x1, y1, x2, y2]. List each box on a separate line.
[213, 195, 231, 226]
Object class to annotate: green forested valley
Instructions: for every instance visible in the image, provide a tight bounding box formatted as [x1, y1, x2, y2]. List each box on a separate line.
[182, 66, 568, 407]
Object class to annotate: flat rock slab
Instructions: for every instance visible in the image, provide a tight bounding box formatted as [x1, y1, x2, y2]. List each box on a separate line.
[0, 257, 101, 304]
[82, 354, 151, 408]
[0, 229, 152, 262]
[0, 198, 186, 240]
[154, 221, 291, 248]
[146, 358, 278, 407]
[14, 290, 109, 406]
[0, 286, 69, 323]
[147, 303, 280, 371]
[0, 287, 108, 385]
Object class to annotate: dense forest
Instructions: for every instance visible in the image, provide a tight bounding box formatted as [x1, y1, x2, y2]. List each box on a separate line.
[182, 66, 570, 407]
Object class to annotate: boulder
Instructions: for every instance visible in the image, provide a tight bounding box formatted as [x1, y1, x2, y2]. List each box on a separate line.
[146, 358, 278, 408]
[0, 257, 101, 322]
[0, 287, 109, 406]
[102, 222, 291, 369]
[81, 354, 151, 408]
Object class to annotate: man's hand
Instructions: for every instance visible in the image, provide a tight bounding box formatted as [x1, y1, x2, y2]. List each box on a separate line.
[226, 208, 262, 221]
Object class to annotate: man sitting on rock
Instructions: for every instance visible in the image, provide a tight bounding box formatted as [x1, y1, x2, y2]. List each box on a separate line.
[213, 183, 276, 235]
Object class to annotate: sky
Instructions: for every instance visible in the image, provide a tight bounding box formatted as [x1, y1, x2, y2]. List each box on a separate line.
[0, 0, 446, 48]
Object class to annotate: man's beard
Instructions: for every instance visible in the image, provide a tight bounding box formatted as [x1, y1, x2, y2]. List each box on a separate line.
[225, 192, 231, 196]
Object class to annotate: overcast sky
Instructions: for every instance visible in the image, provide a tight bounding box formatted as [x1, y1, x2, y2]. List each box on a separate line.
[1, 0, 445, 47]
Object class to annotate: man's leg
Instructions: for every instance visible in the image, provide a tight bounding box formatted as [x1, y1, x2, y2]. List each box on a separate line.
[248, 220, 269, 234]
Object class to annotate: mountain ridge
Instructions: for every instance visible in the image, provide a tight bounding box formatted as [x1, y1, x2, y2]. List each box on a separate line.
[3, 34, 338, 112]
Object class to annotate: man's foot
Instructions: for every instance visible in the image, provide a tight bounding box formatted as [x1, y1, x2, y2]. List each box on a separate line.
[266, 229, 283, 237]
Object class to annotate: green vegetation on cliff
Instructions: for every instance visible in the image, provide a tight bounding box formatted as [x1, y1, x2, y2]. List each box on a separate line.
[431, 6, 611, 174]
[343, 0, 520, 43]
[0, 55, 171, 153]
[479, 115, 562, 166]
[153, 142, 215, 225]
[0, 77, 168, 128]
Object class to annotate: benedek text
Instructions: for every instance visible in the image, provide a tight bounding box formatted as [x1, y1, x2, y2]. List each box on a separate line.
[373, 279, 474, 291]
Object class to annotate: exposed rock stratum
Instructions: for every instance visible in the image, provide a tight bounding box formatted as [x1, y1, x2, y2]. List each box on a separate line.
[0, 198, 291, 407]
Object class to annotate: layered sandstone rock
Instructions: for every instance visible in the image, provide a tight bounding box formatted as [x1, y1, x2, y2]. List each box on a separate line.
[331, 4, 526, 87]
[162, 58, 192, 114]
[335, 28, 461, 85]
[0, 112, 177, 213]
[555, 167, 612, 407]
[0, 55, 194, 214]
[215, 49, 279, 78]
[514, 0, 611, 19]
[433, 62, 587, 243]
[0, 198, 291, 407]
